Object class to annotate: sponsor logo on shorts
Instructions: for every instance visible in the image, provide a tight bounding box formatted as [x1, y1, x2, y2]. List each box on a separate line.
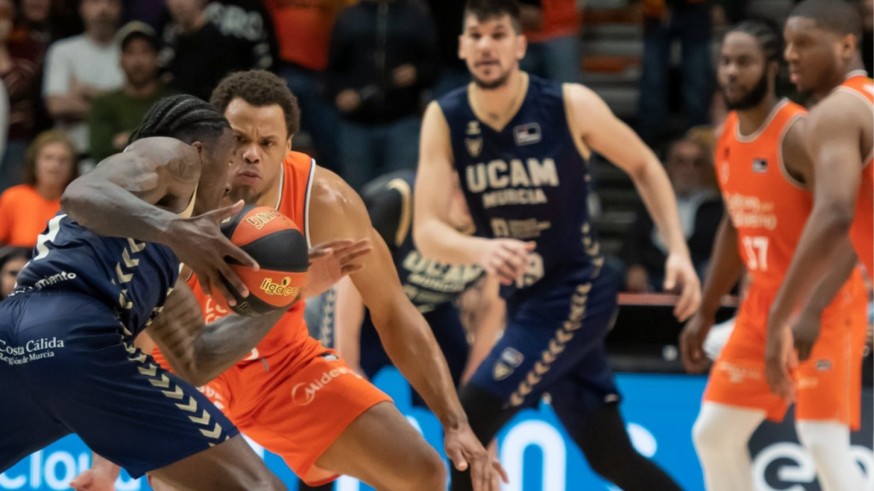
[260, 277, 300, 298]
[291, 366, 358, 406]
[815, 359, 832, 371]
[715, 361, 762, 384]
[0, 337, 65, 365]
[246, 210, 279, 229]
[494, 347, 525, 381]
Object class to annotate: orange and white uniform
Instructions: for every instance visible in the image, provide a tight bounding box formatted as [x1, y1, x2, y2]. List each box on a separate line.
[155, 151, 391, 486]
[705, 100, 868, 427]
[837, 72, 873, 275]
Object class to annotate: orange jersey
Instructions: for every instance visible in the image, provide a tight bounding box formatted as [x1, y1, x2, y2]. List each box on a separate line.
[191, 151, 317, 359]
[837, 73, 874, 275]
[0, 185, 61, 247]
[716, 100, 811, 291]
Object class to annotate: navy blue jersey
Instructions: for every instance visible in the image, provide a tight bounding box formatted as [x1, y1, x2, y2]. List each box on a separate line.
[14, 213, 179, 337]
[438, 75, 601, 299]
[362, 170, 483, 313]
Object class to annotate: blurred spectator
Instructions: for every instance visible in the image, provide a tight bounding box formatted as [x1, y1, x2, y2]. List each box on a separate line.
[520, 0, 583, 83]
[42, 0, 123, 161]
[205, 0, 279, 73]
[637, 0, 713, 146]
[861, 0, 873, 76]
[160, 0, 261, 101]
[89, 21, 174, 163]
[325, 0, 438, 190]
[264, 0, 351, 173]
[425, 0, 469, 96]
[620, 136, 722, 292]
[0, 130, 77, 247]
[0, 245, 30, 299]
[122, 0, 167, 30]
[0, 0, 43, 191]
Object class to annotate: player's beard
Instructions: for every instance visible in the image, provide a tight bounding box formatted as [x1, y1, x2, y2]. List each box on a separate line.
[472, 67, 512, 90]
[725, 71, 769, 110]
[228, 185, 261, 206]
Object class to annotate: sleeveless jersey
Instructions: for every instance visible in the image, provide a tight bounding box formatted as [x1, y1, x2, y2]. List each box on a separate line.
[716, 100, 810, 290]
[837, 73, 873, 274]
[361, 170, 483, 313]
[438, 75, 600, 299]
[190, 151, 315, 359]
[14, 215, 179, 338]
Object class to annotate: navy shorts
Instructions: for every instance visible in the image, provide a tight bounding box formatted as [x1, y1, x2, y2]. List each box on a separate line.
[0, 291, 239, 477]
[468, 267, 621, 419]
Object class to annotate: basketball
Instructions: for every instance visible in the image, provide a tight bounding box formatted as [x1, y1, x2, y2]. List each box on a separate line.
[216, 205, 309, 316]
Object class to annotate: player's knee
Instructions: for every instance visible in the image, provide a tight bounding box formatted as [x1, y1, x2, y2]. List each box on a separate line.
[407, 446, 446, 490]
[692, 415, 722, 454]
[796, 421, 842, 459]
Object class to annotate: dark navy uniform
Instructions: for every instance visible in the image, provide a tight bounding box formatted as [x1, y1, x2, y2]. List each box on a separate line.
[438, 75, 620, 419]
[0, 212, 238, 477]
[357, 170, 483, 401]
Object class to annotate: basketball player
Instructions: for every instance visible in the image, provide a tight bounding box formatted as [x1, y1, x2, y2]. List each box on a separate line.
[0, 95, 291, 489]
[679, 20, 868, 491]
[334, 169, 503, 398]
[414, 1, 698, 489]
[69, 70, 505, 491]
[766, 0, 873, 400]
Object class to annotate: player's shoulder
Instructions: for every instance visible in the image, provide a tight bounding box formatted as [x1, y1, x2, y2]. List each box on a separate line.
[808, 88, 868, 130]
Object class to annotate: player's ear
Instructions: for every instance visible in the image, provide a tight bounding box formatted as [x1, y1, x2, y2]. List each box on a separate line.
[285, 135, 292, 153]
[839, 33, 858, 60]
[516, 33, 527, 61]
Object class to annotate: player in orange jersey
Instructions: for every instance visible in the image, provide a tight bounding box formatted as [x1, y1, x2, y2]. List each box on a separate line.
[680, 19, 869, 491]
[766, 0, 873, 406]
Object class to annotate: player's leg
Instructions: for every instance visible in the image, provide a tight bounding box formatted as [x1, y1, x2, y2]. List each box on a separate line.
[314, 401, 446, 490]
[549, 344, 682, 491]
[796, 421, 865, 491]
[692, 402, 764, 491]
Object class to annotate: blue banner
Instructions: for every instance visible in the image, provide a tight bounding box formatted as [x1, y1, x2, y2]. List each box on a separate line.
[2, 370, 870, 490]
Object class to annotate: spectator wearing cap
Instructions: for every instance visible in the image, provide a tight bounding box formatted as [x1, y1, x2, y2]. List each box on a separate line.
[89, 21, 175, 162]
[42, 0, 123, 164]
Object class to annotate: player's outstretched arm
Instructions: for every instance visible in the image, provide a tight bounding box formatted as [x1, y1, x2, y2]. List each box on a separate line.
[309, 167, 506, 489]
[680, 215, 744, 373]
[147, 279, 285, 386]
[460, 275, 505, 384]
[566, 84, 701, 319]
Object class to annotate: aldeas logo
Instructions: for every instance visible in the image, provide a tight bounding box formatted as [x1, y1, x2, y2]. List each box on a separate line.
[292, 367, 357, 405]
[260, 276, 300, 297]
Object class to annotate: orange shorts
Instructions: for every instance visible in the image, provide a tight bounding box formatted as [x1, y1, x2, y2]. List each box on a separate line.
[153, 336, 392, 485]
[703, 275, 868, 428]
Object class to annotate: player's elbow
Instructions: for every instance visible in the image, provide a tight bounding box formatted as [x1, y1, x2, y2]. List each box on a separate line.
[817, 201, 855, 234]
[412, 222, 437, 259]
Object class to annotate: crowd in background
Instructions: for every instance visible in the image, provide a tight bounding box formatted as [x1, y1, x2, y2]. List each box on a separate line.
[0, 0, 871, 299]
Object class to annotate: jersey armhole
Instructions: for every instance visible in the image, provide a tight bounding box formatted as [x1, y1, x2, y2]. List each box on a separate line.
[303, 158, 316, 249]
[561, 84, 592, 161]
[778, 115, 808, 190]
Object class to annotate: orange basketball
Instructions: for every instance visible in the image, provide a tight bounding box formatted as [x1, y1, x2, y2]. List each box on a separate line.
[216, 205, 308, 316]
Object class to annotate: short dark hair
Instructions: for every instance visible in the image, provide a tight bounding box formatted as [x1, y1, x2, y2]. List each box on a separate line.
[726, 19, 782, 63]
[463, 0, 522, 33]
[210, 70, 301, 138]
[131, 94, 230, 145]
[790, 0, 864, 41]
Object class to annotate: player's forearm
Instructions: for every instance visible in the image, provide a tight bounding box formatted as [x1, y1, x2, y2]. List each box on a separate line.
[628, 159, 690, 256]
[414, 218, 489, 265]
[186, 310, 285, 385]
[374, 303, 467, 428]
[769, 207, 854, 325]
[699, 217, 744, 318]
[803, 240, 857, 314]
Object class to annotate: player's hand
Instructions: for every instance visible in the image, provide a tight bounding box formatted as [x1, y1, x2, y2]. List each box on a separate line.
[303, 239, 373, 298]
[444, 423, 508, 491]
[70, 454, 120, 491]
[166, 200, 258, 306]
[663, 251, 701, 322]
[792, 307, 823, 362]
[475, 239, 536, 286]
[679, 312, 715, 373]
[764, 325, 797, 401]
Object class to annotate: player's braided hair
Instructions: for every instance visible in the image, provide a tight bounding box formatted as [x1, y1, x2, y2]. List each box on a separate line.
[130, 94, 229, 145]
[726, 19, 782, 63]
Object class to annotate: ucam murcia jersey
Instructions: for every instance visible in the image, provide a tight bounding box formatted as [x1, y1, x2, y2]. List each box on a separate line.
[362, 169, 484, 313]
[438, 74, 601, 299]
[14, 213, 179, 338]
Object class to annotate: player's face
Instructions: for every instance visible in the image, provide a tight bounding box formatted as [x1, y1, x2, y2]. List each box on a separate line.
[194, 128, 234, 213]
[718, 31, 772, 110]
[459, 13, 526, 90]
[224, 98, 291, 205]
[784, 17, 844, 94]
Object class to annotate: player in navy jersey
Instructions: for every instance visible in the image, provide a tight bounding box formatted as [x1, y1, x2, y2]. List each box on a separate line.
[334, 169, 503, 399]
[0, 95, 290, 490]
[414, 1, 700, 490]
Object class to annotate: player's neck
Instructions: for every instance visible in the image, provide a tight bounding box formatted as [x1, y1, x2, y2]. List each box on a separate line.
[737, 93, 779, 136]
[469, 71, 527, 130]
[258, 166, 284, 210]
